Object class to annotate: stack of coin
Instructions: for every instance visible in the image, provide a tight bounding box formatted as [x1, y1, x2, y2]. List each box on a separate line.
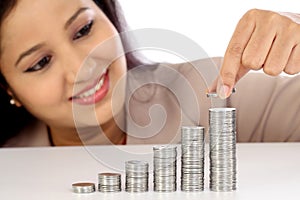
[72, 182, 96, 193]
[181, 126, 205, 192]
[125, 160, 149, 192]
[153, 145, 177, 192]
[98, 173, 122, 192]
[209, 108, 237, 192]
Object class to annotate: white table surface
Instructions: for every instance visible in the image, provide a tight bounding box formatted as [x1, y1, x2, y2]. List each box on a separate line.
[0, 143, 299, 200]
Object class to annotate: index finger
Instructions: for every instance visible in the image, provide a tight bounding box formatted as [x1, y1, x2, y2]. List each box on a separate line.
[219, 11, 256, 97]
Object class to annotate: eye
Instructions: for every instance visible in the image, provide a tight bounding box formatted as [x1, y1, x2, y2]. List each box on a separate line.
[73, 20, 94, 40]
[25, 55, 52, 73]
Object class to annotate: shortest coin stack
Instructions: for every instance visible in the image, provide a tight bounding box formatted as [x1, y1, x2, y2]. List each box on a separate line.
[98, 173, 122, 192]
[125, 160, 149, 192]
[153, 145, 177, 192]
[72, 182, 96, 194]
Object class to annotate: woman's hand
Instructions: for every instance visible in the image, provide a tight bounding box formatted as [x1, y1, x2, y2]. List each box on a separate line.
[210, 9, 300, 99]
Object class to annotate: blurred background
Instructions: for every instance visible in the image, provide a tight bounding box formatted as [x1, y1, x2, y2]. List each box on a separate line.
[119, 0, 299, 63]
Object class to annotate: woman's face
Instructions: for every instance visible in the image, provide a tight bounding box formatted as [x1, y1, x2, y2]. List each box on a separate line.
[0, 0, 127, 130]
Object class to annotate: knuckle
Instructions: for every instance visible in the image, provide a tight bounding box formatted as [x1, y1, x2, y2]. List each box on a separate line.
[286, 22, 298, 33]
[263, 66, 281, 76]
[264, 11, 281, 25]
[284, 66, 299, 75]
[249, 10, 281, 28]
[244, 8, 260, 18]
[296, 26, 300, 39]
[278, 17, 299, 36]
[220, 71, 236, 82]
[269, 12, 281, 23]
[227, 43, 243, 58]
[241, 55, 263, 70]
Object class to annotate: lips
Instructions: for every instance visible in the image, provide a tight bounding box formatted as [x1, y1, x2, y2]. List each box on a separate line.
[70, 69, 110, 105]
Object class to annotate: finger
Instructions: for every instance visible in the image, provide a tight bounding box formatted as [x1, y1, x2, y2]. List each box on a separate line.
[284, 44, 300, 75]
[235, 65, 250, 83]
[215, 65, 250, 99]
[241, 21, 276, 71]
[208, 65, 248, 97]
[209, 65, 249, 93]
[263, 33, 294, 76]
[219, 10, 256, 98]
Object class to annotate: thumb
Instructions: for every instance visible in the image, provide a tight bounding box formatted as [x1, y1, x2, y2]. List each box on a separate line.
[216, 74, 234, 99]
[217, 66, 249, 99]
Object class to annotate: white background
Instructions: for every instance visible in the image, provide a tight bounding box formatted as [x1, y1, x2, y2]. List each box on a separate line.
[119, 0, 299, 62]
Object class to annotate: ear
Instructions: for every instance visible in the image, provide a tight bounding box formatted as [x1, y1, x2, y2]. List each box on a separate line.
[6, 88, 22, 107]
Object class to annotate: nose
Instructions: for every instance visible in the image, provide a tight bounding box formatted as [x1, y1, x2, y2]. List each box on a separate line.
[62, 49, 97, 84]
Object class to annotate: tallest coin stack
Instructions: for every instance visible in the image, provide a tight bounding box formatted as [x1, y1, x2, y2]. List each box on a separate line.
[209, 107, 237, 192]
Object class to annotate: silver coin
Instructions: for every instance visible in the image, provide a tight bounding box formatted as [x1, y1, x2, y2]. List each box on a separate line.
[72, 182, 96, 194]
[125, 160, 149, 193]
[209, 107, 237, 192]
[153, 145, 177, 192]
[98, 185, 122, 193]
[206, 88, 236, 98]
[98, 173, 122, 192]
[180, 126, 205, 192]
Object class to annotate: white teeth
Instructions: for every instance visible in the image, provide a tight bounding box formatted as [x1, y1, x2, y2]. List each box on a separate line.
[95, 78, 104, 91]
[76, 74, 105, 99]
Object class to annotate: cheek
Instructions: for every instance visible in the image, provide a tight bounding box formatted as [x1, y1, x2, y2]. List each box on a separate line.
[13, 77, 64, 109]
[89, 16, 124, 64]
[109, 54, 127, 93]
[111, 57, 127, 102]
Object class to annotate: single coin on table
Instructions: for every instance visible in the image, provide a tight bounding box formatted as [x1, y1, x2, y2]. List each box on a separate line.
[72, 182, 96, 193]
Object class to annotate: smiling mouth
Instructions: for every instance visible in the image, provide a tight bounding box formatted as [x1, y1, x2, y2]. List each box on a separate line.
[71, 69, 108, 101]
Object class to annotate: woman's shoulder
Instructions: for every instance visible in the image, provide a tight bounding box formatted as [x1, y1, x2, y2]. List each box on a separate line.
[2, 119, 51, 147]
[157, 57, 222, 72]
[126, 57, 224, 145]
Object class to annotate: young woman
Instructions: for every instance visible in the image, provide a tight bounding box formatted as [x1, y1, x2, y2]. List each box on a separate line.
[0, 0, 300, 147]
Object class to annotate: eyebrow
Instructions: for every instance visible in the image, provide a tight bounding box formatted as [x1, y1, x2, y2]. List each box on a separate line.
[15, 43, 45, 67]
[64, 7, 91, 29]
[15, 7, 91, 67]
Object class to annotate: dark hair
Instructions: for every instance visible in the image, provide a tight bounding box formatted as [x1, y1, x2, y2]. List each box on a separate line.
[0, 0, 143, 146]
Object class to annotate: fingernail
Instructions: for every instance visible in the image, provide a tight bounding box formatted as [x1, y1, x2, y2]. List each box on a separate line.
[218, 85, 230, 99]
